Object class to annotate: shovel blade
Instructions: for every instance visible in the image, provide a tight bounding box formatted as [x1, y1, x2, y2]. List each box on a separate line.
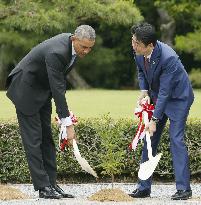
[73, 139, 98, 178]
[138, 153, 162, 180]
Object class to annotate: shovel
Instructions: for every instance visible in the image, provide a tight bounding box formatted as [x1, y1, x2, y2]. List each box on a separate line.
[138, 111, 162, 180]
[73, 139, 98, 178]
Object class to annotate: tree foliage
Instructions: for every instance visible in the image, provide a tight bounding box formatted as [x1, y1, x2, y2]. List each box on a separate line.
[175, 4, 201, 61]
[95, 115, 127, 186]
[154, 0, 201, 62]
[0, 0, 143, 89]
[2, 0, 200, 89]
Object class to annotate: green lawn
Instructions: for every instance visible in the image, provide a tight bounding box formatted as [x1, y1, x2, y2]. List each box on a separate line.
[0, 89, 201, 120]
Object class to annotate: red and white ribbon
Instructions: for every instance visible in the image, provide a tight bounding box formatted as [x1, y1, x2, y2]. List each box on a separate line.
[129, 101, 154, 151]
[55, 111, 78, 151]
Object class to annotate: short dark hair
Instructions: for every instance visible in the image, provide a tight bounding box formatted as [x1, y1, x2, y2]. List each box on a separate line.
[131, 23, 157, 46]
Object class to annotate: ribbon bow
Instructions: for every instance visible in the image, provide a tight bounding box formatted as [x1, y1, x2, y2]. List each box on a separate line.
[129, 101, 154, 151]
[55, 111, 78, 151]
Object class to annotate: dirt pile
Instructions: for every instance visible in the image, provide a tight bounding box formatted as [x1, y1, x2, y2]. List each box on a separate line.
[88, 188, 134, 202]
[0, 185, 29, 200]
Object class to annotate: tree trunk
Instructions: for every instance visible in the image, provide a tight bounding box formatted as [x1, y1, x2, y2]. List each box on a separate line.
[0, 46, 8, 90]
[157, 8, 176, 47]
[111, 173, 114, 189]
[66, 68, 91, 89]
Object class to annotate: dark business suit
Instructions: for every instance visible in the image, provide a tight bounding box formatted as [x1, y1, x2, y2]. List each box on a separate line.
[135, 41, 194, 191]
[6, 33, 76, 190]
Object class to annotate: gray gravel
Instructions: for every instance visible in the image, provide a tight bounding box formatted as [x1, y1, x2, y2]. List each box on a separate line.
[0, 183, 201, 205]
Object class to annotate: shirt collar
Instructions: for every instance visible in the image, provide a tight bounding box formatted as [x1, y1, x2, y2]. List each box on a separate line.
[72, 42, 76, 56]
[144, 48, 154, 61]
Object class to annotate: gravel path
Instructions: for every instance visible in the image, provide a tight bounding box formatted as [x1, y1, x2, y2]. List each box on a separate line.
[0, 183, 201, 205]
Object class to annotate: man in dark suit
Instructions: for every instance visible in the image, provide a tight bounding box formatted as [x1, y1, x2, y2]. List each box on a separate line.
[129, 23, 194, 200]
[6, 25, 96, 199]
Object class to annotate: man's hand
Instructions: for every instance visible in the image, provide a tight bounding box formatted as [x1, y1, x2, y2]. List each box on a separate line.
[138, 91, 150, 105]
[145, 120, 156, 137]
[66, 125, 76, 146]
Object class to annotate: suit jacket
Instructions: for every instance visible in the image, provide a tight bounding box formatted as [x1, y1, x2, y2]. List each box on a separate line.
[6, 33, 76, 118]
[135, 41, 194, 120]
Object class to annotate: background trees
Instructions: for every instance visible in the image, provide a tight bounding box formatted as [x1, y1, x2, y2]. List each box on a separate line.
[0, 0, 143, 89]
[0, 0, 200, 89]
[154, 0, 201, 68]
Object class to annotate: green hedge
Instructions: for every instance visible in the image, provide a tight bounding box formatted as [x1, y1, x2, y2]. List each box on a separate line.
[0, 117, 200, 183]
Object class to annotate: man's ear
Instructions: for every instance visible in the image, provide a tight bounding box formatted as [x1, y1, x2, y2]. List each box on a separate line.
[147, 43, 154, 49]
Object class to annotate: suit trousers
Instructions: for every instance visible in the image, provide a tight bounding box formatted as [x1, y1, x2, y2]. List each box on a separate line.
[16, 100, 57, 191]
[137, 114, 191, 191]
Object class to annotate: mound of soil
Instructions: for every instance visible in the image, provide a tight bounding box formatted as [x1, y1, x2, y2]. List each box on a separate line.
[88, 188, 134, 202]
[0, 185, 29, 200]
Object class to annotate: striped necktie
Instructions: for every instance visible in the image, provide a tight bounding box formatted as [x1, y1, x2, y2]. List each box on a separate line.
[144, 57, 150, 71]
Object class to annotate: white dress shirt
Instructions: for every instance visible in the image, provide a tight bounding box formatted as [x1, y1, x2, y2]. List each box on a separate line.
[61, 42, 77, 126]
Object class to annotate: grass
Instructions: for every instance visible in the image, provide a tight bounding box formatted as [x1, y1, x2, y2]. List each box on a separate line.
[0, 89, 201, 120]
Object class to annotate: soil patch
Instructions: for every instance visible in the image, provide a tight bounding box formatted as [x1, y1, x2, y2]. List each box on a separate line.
[88, 188, 134, 202]
[0, 185, 29, 200]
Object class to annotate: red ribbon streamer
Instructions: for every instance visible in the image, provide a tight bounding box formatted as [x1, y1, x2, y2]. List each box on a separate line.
[55, 111, 78, 151]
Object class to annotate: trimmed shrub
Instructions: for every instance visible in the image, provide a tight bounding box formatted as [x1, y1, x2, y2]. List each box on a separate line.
[0, 117, 200, 183]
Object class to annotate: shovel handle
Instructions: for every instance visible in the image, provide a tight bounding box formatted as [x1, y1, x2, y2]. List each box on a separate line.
[143, 112, 153, 160]
[145, 131, 153, 160]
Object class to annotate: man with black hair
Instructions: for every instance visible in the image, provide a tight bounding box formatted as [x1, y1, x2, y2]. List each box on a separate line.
[129, 23, 194, 200]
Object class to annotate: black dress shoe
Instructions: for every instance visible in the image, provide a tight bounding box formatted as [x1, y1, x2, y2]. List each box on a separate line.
[39, 186, 62, 199]
[171, 190, 192, 200]
[52, 184, 75, 198]
[129, 189, 151, 198]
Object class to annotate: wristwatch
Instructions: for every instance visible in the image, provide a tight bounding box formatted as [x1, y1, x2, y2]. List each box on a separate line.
[151, 116, 159, 124]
